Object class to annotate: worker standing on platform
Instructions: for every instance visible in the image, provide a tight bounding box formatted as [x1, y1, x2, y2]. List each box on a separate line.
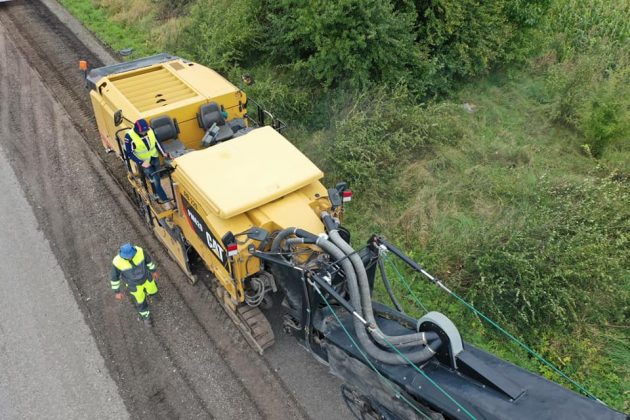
[111, 243, 160, 327]
[125, 118, 169, 203]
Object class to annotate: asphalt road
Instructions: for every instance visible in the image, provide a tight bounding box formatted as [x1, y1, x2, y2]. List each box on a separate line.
[0, 1, 350, 418]
[0, 144, 129, 420]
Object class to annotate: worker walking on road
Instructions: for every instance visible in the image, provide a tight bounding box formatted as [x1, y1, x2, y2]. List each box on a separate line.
[125, 118, 170, 204]
[111, 243, 160, 327]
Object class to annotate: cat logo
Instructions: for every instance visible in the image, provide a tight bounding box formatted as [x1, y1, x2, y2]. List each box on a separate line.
[204, 230, 225, 263]
[182, 197, 227, 265]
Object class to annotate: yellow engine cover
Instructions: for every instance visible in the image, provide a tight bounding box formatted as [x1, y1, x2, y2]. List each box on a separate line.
[172, 126, 324, 219]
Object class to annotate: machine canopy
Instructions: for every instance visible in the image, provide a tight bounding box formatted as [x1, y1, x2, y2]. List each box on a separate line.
[173, 126, 324, 219]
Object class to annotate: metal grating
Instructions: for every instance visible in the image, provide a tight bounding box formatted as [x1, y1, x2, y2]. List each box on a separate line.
[111, 66, 196, 112]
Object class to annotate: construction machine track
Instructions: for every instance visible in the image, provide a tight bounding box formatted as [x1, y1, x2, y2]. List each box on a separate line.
[237, 305, 275, 352]
[197, 275, 275, 355]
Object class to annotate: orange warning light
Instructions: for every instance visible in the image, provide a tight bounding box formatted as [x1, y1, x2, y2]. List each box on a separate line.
[79, 60, 88, 71]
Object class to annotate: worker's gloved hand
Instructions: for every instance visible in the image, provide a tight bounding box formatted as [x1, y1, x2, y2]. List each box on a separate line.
[142, 160, 151, 169]
[114, 292, 124, 301]
[152, 272, 159, 281]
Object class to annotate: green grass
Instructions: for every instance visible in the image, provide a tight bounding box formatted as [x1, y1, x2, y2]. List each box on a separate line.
[344, 72, 629, 409]
[58, 0, 159, 58]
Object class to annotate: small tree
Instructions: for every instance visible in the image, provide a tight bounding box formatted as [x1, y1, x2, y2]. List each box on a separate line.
[180, 0, 263, 71]
[411, 0, 549, 92]
[263, 0, 426, 91]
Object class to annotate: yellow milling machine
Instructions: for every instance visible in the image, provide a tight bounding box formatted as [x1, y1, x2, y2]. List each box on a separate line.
[85, 54, 346, 352]
[84, 54, 626, 420]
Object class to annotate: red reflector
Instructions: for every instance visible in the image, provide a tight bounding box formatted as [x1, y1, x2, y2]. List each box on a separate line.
[227, 243, 238, 257]
[342, 190, 353, 202]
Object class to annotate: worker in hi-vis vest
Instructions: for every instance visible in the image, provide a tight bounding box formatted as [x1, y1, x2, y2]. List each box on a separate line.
[111, 243, 160, 327]
[124, 118, 170, 203]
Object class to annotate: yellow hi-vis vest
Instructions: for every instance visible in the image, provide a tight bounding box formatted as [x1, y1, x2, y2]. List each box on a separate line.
[127, 128, 159, 162]
[112, 246, 151, 285]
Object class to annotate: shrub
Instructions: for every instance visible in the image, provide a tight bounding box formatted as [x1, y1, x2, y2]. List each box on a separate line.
[227, 65, 315, 124]
[261, 0, 550, 95]
[462, 173, 630, 338]
[180, 0, 263, 72]
[329, 86, 464, 193]
[581, 92, 628, 158]
[541, 0, 630, 157]
[543, 53, 629, 161]
[263, 0, 426, 92]
[409, 0, 550, 93]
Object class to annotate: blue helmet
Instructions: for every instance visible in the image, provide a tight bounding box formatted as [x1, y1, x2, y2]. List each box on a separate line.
[133, 119, 150, 135]
[119, 243, 137, 259]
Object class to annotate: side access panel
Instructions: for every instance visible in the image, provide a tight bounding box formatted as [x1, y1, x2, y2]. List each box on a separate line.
[153, 223, 193, 281]
[89, 90, 125, 154]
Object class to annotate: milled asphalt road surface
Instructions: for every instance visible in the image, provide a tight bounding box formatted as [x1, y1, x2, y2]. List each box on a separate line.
[0, 1, 349, 418]
[0, 144, 129, 420]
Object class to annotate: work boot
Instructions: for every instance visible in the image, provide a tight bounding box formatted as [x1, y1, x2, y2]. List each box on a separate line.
[151, 194, 168, 204]
[149, 293, 162, 302]
[152, 194, 169, 205]
[140, 313, 153, 327]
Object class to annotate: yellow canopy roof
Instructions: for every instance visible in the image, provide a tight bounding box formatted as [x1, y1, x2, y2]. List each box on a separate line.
[173, 126, 324, 219]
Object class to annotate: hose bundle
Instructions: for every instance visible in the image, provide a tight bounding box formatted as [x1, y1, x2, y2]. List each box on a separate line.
[271, 217, 441, 365]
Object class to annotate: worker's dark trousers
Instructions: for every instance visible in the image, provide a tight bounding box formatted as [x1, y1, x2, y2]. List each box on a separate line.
[143, 156, 168, 201]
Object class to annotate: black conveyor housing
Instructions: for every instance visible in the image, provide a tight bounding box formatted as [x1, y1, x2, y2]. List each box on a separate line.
[318, 306, 628, 420]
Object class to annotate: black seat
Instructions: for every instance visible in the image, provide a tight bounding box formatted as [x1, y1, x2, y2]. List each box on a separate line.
[197, 102, 233, 143]
[151, 115, 179, 142]
[150, 115, 186, 157]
